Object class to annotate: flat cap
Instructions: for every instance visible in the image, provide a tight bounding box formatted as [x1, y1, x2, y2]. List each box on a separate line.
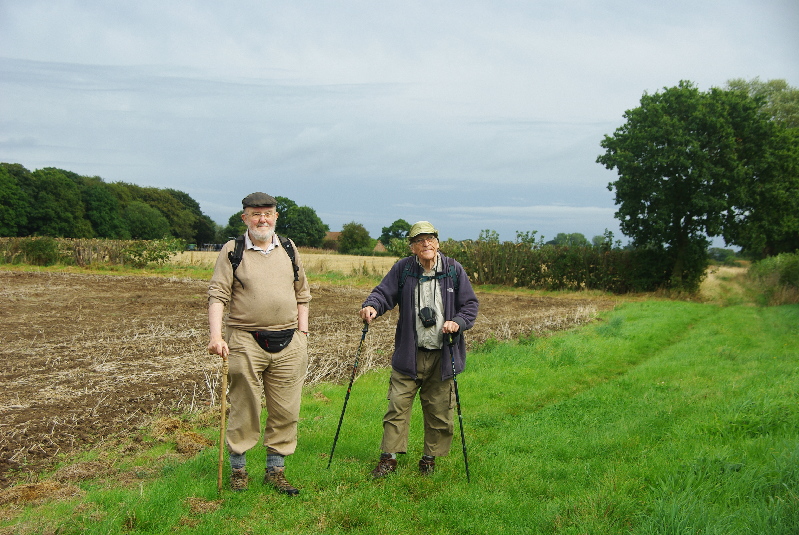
[242, 192, 277, 208]
[408, 221, 439, 240]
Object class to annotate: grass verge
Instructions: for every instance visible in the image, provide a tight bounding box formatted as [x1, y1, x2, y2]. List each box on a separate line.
[2, 300, 797, 534]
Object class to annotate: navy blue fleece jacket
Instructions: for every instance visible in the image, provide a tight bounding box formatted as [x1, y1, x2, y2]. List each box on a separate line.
[361, 253, 479, 380]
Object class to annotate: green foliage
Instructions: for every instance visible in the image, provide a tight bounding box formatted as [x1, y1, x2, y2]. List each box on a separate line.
[0, 163, 221, 244]
[747, 252, 799, 305]
[26, 167, 94, 238]
[0, 164, 30, 236]
[16, 236, 63, 266]
[727, 77, 799, 128]
[548, 232, 590, 247]
[123, 201, 171, 239]
[514, 230, 544, 248]
[280, 204, 329, 248]
[274, 195, 298, 236]
[121, 238, 185, 268]
[598, 80, 798, 288]
[221, 210, 245, 240]
[440, 237, 673, 293]
[478, 228, 500, 243]
[80, 178, 128, 238]
[708, 247, 740, 266]
[337, 221, 371, 254]
[379, 218, 411, 246]
[385, 236, 411, 257]
[722, 126, 799, 258]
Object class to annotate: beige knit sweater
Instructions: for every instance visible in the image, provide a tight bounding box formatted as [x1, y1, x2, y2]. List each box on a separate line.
[207, 238, 311, 332]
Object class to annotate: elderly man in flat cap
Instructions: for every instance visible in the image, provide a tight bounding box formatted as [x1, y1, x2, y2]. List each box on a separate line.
[360, 221, 478, 478]
[208, 192, 311, 494]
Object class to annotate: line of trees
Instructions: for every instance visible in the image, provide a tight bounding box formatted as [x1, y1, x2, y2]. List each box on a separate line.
[0, 163, 333, 248]
[0, 163, 218, 244]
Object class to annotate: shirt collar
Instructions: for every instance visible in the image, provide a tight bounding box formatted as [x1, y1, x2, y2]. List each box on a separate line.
[244, 231, 279, 253]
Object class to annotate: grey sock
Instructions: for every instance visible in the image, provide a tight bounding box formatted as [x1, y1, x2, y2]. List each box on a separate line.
[267, 454, 285, 469]
[230, 452, 246, 470]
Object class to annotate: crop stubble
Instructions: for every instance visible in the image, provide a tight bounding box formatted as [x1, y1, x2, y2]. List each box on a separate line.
[0, 270, 612, 488]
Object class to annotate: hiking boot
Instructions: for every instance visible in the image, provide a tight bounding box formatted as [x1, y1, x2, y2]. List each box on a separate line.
[418, 456, 435, 475]
[230, 468, 249, 491]
[371, 453, 397, 479]
[264, 467, 300, 496]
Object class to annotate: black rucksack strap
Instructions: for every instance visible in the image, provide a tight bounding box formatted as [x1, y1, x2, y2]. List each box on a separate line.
[279, 236, 300, 282]
[228, 235, 246, 288]
[398, 256, 459, 305]
[228, 234, 299, 285]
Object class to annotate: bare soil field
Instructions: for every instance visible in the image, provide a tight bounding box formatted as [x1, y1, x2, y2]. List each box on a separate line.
[0, 269, 615, 489]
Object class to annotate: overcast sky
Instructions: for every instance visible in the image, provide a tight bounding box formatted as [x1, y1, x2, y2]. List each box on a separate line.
[1, 1, 797, 243]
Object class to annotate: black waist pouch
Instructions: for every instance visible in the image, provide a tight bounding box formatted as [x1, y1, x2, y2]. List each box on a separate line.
[251, 329, 295, 353]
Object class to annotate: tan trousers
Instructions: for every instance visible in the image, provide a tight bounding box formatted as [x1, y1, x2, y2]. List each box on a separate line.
[225, 327, 308, 456]
[380, 349, 455, 457]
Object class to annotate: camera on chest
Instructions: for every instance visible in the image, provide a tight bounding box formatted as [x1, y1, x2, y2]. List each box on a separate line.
[418, 306, 437, 328]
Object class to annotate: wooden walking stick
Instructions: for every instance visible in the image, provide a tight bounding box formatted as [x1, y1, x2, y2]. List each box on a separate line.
[217, 353, 228, 494]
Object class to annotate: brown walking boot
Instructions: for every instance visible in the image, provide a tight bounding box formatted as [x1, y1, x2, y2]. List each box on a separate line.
[418, 456, 435, 475]
[371, 453, 397, 479]
[264, 466, 300, 496]
[230, 468, 249, 491]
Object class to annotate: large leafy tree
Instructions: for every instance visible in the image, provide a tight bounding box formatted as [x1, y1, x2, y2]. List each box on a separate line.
[597, 81, 780, 289]
[283, 205, 329, 247]
[338, 221, 372, 254]
[271, 196, 328, 246]
[274, 196, 298, 236]
[379, 219, 411, 246]
[721, 79, 799, 257]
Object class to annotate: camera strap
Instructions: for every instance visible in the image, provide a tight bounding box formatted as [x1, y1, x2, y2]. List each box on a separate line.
[417, 269, 438, 313]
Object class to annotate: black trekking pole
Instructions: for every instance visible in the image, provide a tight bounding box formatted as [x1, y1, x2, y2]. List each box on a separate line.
[448, 332, 471, 482]
[327, 321, 369, 468]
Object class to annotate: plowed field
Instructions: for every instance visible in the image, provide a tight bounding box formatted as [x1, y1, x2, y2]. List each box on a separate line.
[0, 269, 614, 488]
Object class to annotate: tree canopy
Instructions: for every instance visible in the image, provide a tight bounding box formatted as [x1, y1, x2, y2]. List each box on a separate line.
[547, 232, 590, 247]
[379, 219, 411, 246]
[726, 77, 799, 128]
[338, 221, 372, 254]
[0, 163, 219, 243]
[597, 80, 799, 289]
[273, 196, 328, 247]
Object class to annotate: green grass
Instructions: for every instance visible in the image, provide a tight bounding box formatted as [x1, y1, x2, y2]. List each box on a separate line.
[4, 301, 798, 534]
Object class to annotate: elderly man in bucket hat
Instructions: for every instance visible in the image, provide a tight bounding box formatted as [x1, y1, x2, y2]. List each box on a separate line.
[207, 192, 311, 494]
[359, 221, 478, 478]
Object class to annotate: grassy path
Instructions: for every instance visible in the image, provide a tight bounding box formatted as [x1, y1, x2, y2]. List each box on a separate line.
[4, 302, 798, 534]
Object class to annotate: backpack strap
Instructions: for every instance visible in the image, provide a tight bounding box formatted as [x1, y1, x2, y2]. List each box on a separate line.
[278, 235, 300, 282]
[398, 256, 459, 304]
[227, 234, 300, 286]
[228, 235, 246, 288]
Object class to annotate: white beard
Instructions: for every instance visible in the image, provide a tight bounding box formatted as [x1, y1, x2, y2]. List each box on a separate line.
[249, 226, 275, 243]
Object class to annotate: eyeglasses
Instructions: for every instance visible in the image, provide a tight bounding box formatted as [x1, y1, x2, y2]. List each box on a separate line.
[247, 211, 277, 219]
[411, 236, 438, 245]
